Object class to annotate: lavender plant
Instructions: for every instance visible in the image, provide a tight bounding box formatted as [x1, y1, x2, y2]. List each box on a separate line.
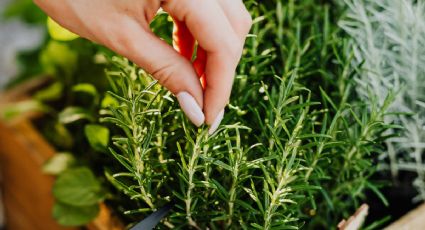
[339, 0, 425, 202]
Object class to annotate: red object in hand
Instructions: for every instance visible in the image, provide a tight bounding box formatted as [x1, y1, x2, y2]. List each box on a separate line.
[173, 20, 207, 89]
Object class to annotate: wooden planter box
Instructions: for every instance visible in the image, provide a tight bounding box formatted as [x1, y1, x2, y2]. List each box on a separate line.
[0, 78, 123, 230]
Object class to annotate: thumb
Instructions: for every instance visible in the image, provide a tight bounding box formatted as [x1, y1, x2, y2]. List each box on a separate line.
[113, 21, 205, 127]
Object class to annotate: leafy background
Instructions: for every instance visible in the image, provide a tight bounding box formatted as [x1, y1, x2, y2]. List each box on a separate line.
[2, 0, 424, 229]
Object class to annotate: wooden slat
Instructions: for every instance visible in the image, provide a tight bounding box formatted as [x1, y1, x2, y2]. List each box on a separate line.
[385, 203, 425, 230]
[0, 76, 50, 105]
[338, 204, 369, 230]
[0, 77, 50, 124]
[0, 120, 75, 230]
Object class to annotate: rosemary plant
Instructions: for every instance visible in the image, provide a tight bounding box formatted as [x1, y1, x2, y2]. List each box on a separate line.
[30, 0, 396, 228]
[99, 1, 395, 227]
[240, 1, 395, 227]
[101, 57, 260, 228]
[339, 0, 425, 202]
[5, 0, 411, 228]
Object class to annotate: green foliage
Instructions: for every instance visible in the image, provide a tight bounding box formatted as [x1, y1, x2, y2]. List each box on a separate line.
[53, 201, 100, 227]
[339, 0, 425, 202]
[72, 83, 98, 98]
[4, 1, 113, 226]
[40, 121, 74, 149]
[6, 0, 401, 228]
[52, 167, 105, 226]
[84, 124, 110, 152]
[3, 0, 46, 24]
[47, 17, 79, 41]
[43, 152, 76, 175]
[53, 167, 105, 206]
[234, 1, 395, 228]
[100, 29, 393, 228]
[40, 41, 78, 76]
[58, 106, 95, 124]
[0, 100, 49, 121]
[34, 82, 64, 102]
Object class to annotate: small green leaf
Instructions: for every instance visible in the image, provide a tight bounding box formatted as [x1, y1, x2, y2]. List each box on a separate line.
[0, 100, 48, 121]
[44, 122, 74, 149]
[40, 41, 78, 76]
[85, 124, 110, 152]
[47, 17, 79, 41]
[250, 223, 263, 229]
[200, 156, 232, 171]
[72, 83, 98, 97]
[34, 82, 64, 101]
[53, 202, 99, 226]
[58, 107, 94, 124]
[53, 167, 105, 206]
[43, 153, 75, 175]
[101, 93, 120, 108]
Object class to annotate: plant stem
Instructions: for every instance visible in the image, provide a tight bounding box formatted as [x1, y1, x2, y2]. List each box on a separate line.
[184, 132, 205, 229]
[131, 100, 154, 208]
[226, 160, 239, 227]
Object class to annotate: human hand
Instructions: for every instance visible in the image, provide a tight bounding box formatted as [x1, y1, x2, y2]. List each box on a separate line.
[34, 0, 252, 134]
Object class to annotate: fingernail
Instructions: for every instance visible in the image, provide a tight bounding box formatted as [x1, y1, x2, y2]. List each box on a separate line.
[176, 92, 205, 127]
[208, 109, 224, 135]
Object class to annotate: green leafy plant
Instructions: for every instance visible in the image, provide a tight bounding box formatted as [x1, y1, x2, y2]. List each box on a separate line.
[4, 0, 402, 228]
[99, 4, 395, 224]
[339, 0, 425, 202]
[43, 156, 106, 227]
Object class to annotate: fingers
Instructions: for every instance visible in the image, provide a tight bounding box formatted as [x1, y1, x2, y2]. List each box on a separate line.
[217, 0, 253, 41]
[201, 0, 252, 131]
[35, 0, 227, 127]
[109, 0, 252, 130]
[173, 0, 252, 77]
[163, 0, 243, 129]
[103, 16, 205, 126]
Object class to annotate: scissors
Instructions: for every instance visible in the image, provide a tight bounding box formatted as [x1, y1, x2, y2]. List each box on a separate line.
[130, 203, 173, 230]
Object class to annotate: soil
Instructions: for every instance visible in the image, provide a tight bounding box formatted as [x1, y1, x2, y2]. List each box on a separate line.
[365, 171, 420, 228]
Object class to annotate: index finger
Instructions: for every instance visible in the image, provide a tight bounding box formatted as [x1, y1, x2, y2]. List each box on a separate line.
[162, 0, 243, 125]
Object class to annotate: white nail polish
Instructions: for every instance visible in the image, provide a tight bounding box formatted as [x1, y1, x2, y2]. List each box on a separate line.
[208, 109, 224, 135]
[176, 92, 205, 127]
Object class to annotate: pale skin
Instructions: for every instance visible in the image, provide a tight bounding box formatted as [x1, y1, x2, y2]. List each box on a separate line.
[34, 0, 252, 133]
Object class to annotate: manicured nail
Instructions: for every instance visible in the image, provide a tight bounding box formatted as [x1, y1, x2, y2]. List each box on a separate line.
[176, 92, 205, 127]
[208, 109, 224, 135]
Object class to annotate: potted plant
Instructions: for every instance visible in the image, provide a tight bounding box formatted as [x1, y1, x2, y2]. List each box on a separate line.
[1, 0, 424, 229]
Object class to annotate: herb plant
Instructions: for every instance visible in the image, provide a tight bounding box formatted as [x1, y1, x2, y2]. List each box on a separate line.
[3, 0, 403, 228]
[339, 0, 425, 202]
[98, 1, 395, 228]
[2, 4, 113, 225]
